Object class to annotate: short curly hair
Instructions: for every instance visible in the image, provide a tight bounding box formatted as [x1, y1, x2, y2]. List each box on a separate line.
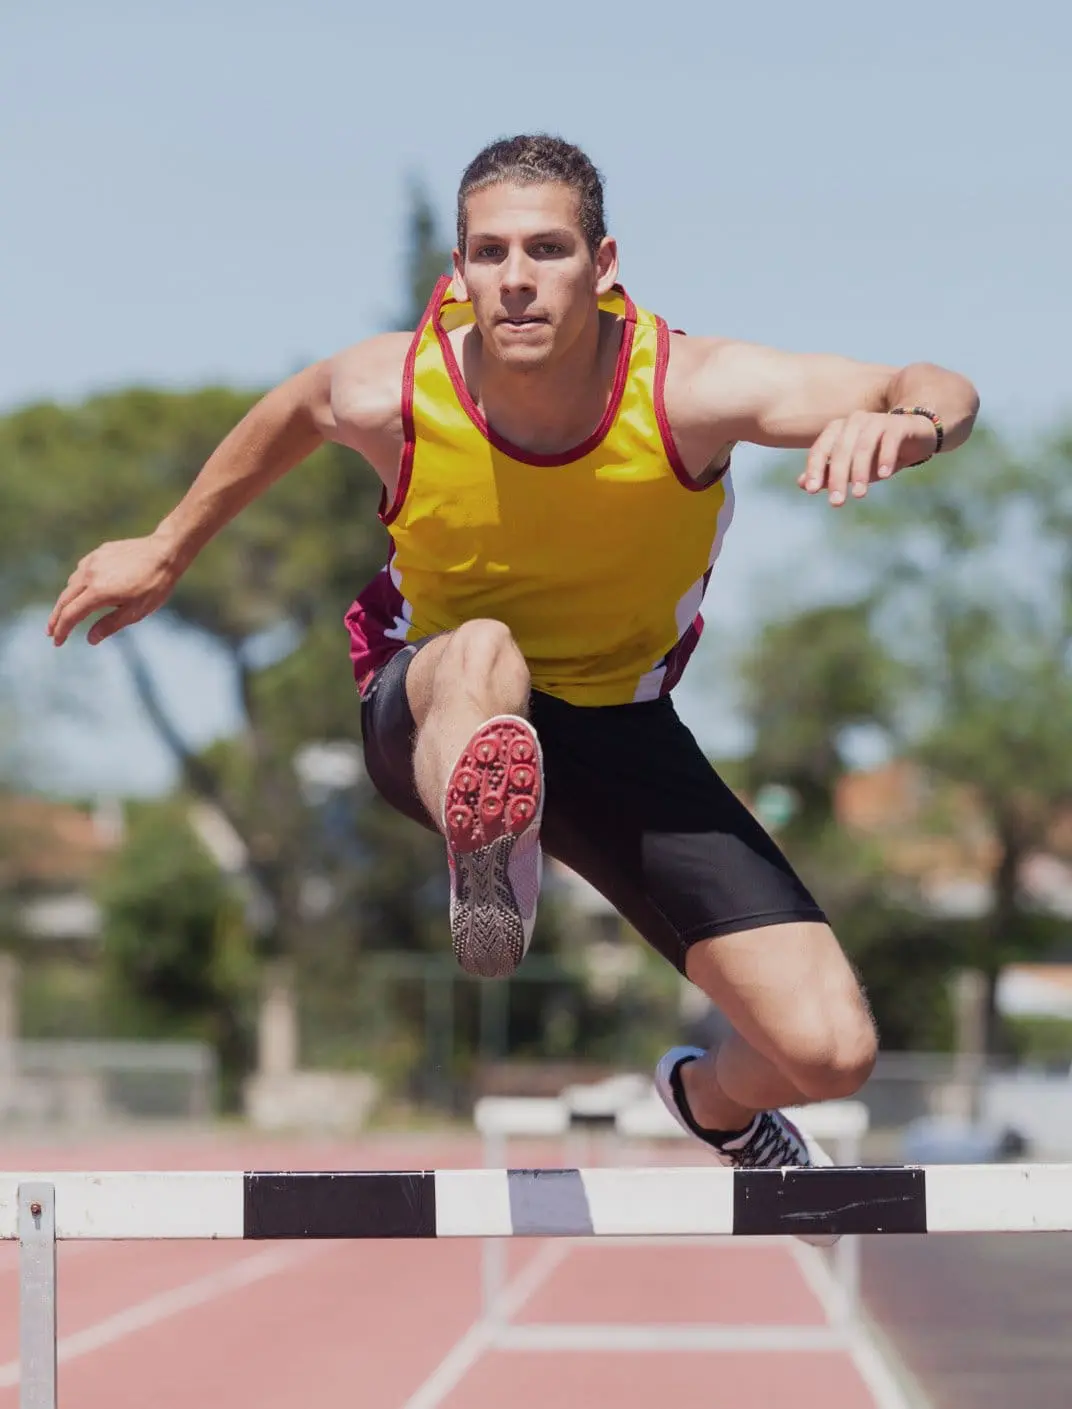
[456, 134, 607, 254]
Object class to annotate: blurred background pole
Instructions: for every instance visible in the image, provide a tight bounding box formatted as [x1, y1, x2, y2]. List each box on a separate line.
[423, 965, 455, 1110]
[951, 969, 988, 1123]
[0, 954, 17, 1111]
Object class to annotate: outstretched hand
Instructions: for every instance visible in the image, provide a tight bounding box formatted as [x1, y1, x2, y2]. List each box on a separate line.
[47, 535, 180, 647]
[799, 410, 938, 506]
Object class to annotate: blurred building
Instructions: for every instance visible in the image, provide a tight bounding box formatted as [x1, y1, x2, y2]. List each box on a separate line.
[0, 792, 122, 949]
[835, 760, 1072, 919]
[835, 761, 1072, 1022]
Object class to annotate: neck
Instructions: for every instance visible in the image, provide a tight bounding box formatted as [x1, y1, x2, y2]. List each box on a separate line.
[462, 309, 619, 456]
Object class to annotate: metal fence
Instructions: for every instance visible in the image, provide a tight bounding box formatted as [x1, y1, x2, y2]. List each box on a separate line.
[842, 1051, 1072, 1161]
[294, 952, 690, 1112]
[289, 957, 1072, 1150]
[0, 1039, 219, 1128]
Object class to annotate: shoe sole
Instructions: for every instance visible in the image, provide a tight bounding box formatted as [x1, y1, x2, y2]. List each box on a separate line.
[444, 715, 543, 979]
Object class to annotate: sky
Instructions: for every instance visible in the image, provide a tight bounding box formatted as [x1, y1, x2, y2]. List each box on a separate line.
[2, 0, 1070, 798]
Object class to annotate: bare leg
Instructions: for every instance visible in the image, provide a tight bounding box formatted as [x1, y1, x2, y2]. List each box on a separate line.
[405, 620, 531, 824]
[404, 620, 543, 979]
[680, 921, 878, 1132]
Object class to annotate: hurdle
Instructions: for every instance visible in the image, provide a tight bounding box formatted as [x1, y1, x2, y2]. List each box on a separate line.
[4, 1163, 1072, 1408]
[473, 1090, 873, 1356]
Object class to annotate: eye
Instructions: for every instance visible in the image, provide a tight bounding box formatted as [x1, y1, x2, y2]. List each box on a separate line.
[532, 242, 565, 257]
[473, 244, 504, 259]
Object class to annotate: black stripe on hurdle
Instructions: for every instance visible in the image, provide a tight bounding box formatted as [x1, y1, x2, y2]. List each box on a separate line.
[244, 1172, 437, 1239]
[733, 1166, 927, 1236]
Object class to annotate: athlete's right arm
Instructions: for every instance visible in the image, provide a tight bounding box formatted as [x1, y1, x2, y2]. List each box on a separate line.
[46, 335, 409, 647]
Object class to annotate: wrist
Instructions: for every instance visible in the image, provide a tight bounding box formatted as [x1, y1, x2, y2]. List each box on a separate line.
[888, 405, 943, 466]
[150, 518, 195, 576]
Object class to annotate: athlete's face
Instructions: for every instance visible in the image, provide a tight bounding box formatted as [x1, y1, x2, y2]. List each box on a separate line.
[453, 182, 618, 370]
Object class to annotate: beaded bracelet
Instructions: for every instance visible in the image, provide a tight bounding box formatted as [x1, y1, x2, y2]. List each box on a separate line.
[889, 405, 944, 465]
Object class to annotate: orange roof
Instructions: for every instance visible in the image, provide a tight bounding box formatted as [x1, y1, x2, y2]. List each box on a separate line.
[0, 794, 116, 887]
[832, 761, 1072, 891]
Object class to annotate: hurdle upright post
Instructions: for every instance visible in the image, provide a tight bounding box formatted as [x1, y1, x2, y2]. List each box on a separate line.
[473, 1095, 572, 1326]
[788, 1101, 869, 1319]
[18, 1182, 57, 1409]
[480, 1119, 509, 1326]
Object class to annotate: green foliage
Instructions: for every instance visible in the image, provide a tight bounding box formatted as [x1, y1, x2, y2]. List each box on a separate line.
[749, 421, 1072, 1051]
[1004, 1015, 1072, 1067]
[0, 180, 557, 1098]
[740, 600, 899, 832]
[855, 427, 1072, 985]
[0, 181, 459, 984]
[0, 389, 388, 641]
[397, 178, 453, 330]
[95, 798, 255, 1091]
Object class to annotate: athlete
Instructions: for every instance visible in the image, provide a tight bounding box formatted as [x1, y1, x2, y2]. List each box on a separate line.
[46, 135, 980, 1191]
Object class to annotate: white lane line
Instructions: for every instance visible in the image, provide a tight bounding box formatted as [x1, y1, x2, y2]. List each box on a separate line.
[0, 1242, 319, 1389]
[790, 1242, 932, 1409]
[400, 1241, 569, 1409]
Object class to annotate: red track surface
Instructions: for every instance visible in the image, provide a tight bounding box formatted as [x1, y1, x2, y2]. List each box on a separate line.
[0, 1131, 911, 1409]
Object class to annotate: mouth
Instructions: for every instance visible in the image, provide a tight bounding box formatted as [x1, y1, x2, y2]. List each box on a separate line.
[497, 315, 549, 329]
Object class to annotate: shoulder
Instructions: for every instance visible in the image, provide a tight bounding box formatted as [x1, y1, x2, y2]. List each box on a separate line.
[658, 333, 747, 473]
[664, 333, 773, 408]
[324, 332, 413, 444]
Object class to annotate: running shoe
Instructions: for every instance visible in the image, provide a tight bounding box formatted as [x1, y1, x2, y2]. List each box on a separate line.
[443, 714, 544, 979]
[655, 1045, 841, 1246]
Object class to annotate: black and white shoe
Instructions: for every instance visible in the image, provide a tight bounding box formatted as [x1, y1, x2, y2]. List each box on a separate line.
[655, 1045, 840, 1247]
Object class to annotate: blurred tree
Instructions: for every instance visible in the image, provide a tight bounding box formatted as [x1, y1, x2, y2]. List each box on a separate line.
[755, 424, 1072, 1052]
[847, 425, 1072, 1050]
[0, 389, 386, 954]
[397, 177, 453, 330]
[740, 599, 899, 837]
[0, 181, 461, 979]
[96, 798, 255, 1095]
[737, 601, 959, 1047]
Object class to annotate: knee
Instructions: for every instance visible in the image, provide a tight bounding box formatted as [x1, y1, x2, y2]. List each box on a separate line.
[784, 1000, 878, 1102]
[440, 619, 530, 694]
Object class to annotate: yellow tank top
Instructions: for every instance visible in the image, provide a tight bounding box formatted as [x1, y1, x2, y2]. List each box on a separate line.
[346, 277, 735, 706]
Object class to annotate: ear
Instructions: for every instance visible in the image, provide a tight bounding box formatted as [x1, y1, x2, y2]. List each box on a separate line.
[451, 249, 469, 303]
[594, 236, 619, 296]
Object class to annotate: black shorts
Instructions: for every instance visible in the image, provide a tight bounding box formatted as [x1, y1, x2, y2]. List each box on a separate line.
[359, 641, 826, 974]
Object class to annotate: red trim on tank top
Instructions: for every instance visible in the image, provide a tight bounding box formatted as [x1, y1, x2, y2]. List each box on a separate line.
[380, 276, 448, 526]
[654, 318, 731, 493]
[433, 285, 638, 467]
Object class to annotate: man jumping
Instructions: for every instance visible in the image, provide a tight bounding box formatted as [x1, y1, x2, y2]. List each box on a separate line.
[47, 134, 980, 1192]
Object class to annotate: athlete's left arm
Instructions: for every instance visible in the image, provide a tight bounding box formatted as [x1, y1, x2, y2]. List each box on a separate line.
[685, 338, 980, 506]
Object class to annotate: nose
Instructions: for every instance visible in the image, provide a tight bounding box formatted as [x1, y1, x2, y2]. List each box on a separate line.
[500, 247, 536, 296]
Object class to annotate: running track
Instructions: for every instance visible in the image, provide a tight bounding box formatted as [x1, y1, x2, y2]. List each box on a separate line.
[0, 1129, 921, 1409]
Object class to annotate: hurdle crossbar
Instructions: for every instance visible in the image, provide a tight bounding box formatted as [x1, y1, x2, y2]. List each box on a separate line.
[3, 1165, 1071, 1243]
[5, 1166, 1070, 1408]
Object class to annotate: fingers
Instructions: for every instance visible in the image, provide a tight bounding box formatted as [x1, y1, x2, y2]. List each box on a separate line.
[848, 420, 886, 498]
[824, 417, 864, 506]
[802, 421, 843, 495]
[50, 584, 144, 647]
[46, 539, 169, 647]
[877, 420, 908, 478]
[48, 587, 96, 646]
[87, 604, 143, 646]
[47, 570, 90, 637]
[802, 413, 901, 507]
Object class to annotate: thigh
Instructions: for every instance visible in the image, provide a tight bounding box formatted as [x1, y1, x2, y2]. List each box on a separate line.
[684, 920, 872, 1070]
[531, 693, 827, 973]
